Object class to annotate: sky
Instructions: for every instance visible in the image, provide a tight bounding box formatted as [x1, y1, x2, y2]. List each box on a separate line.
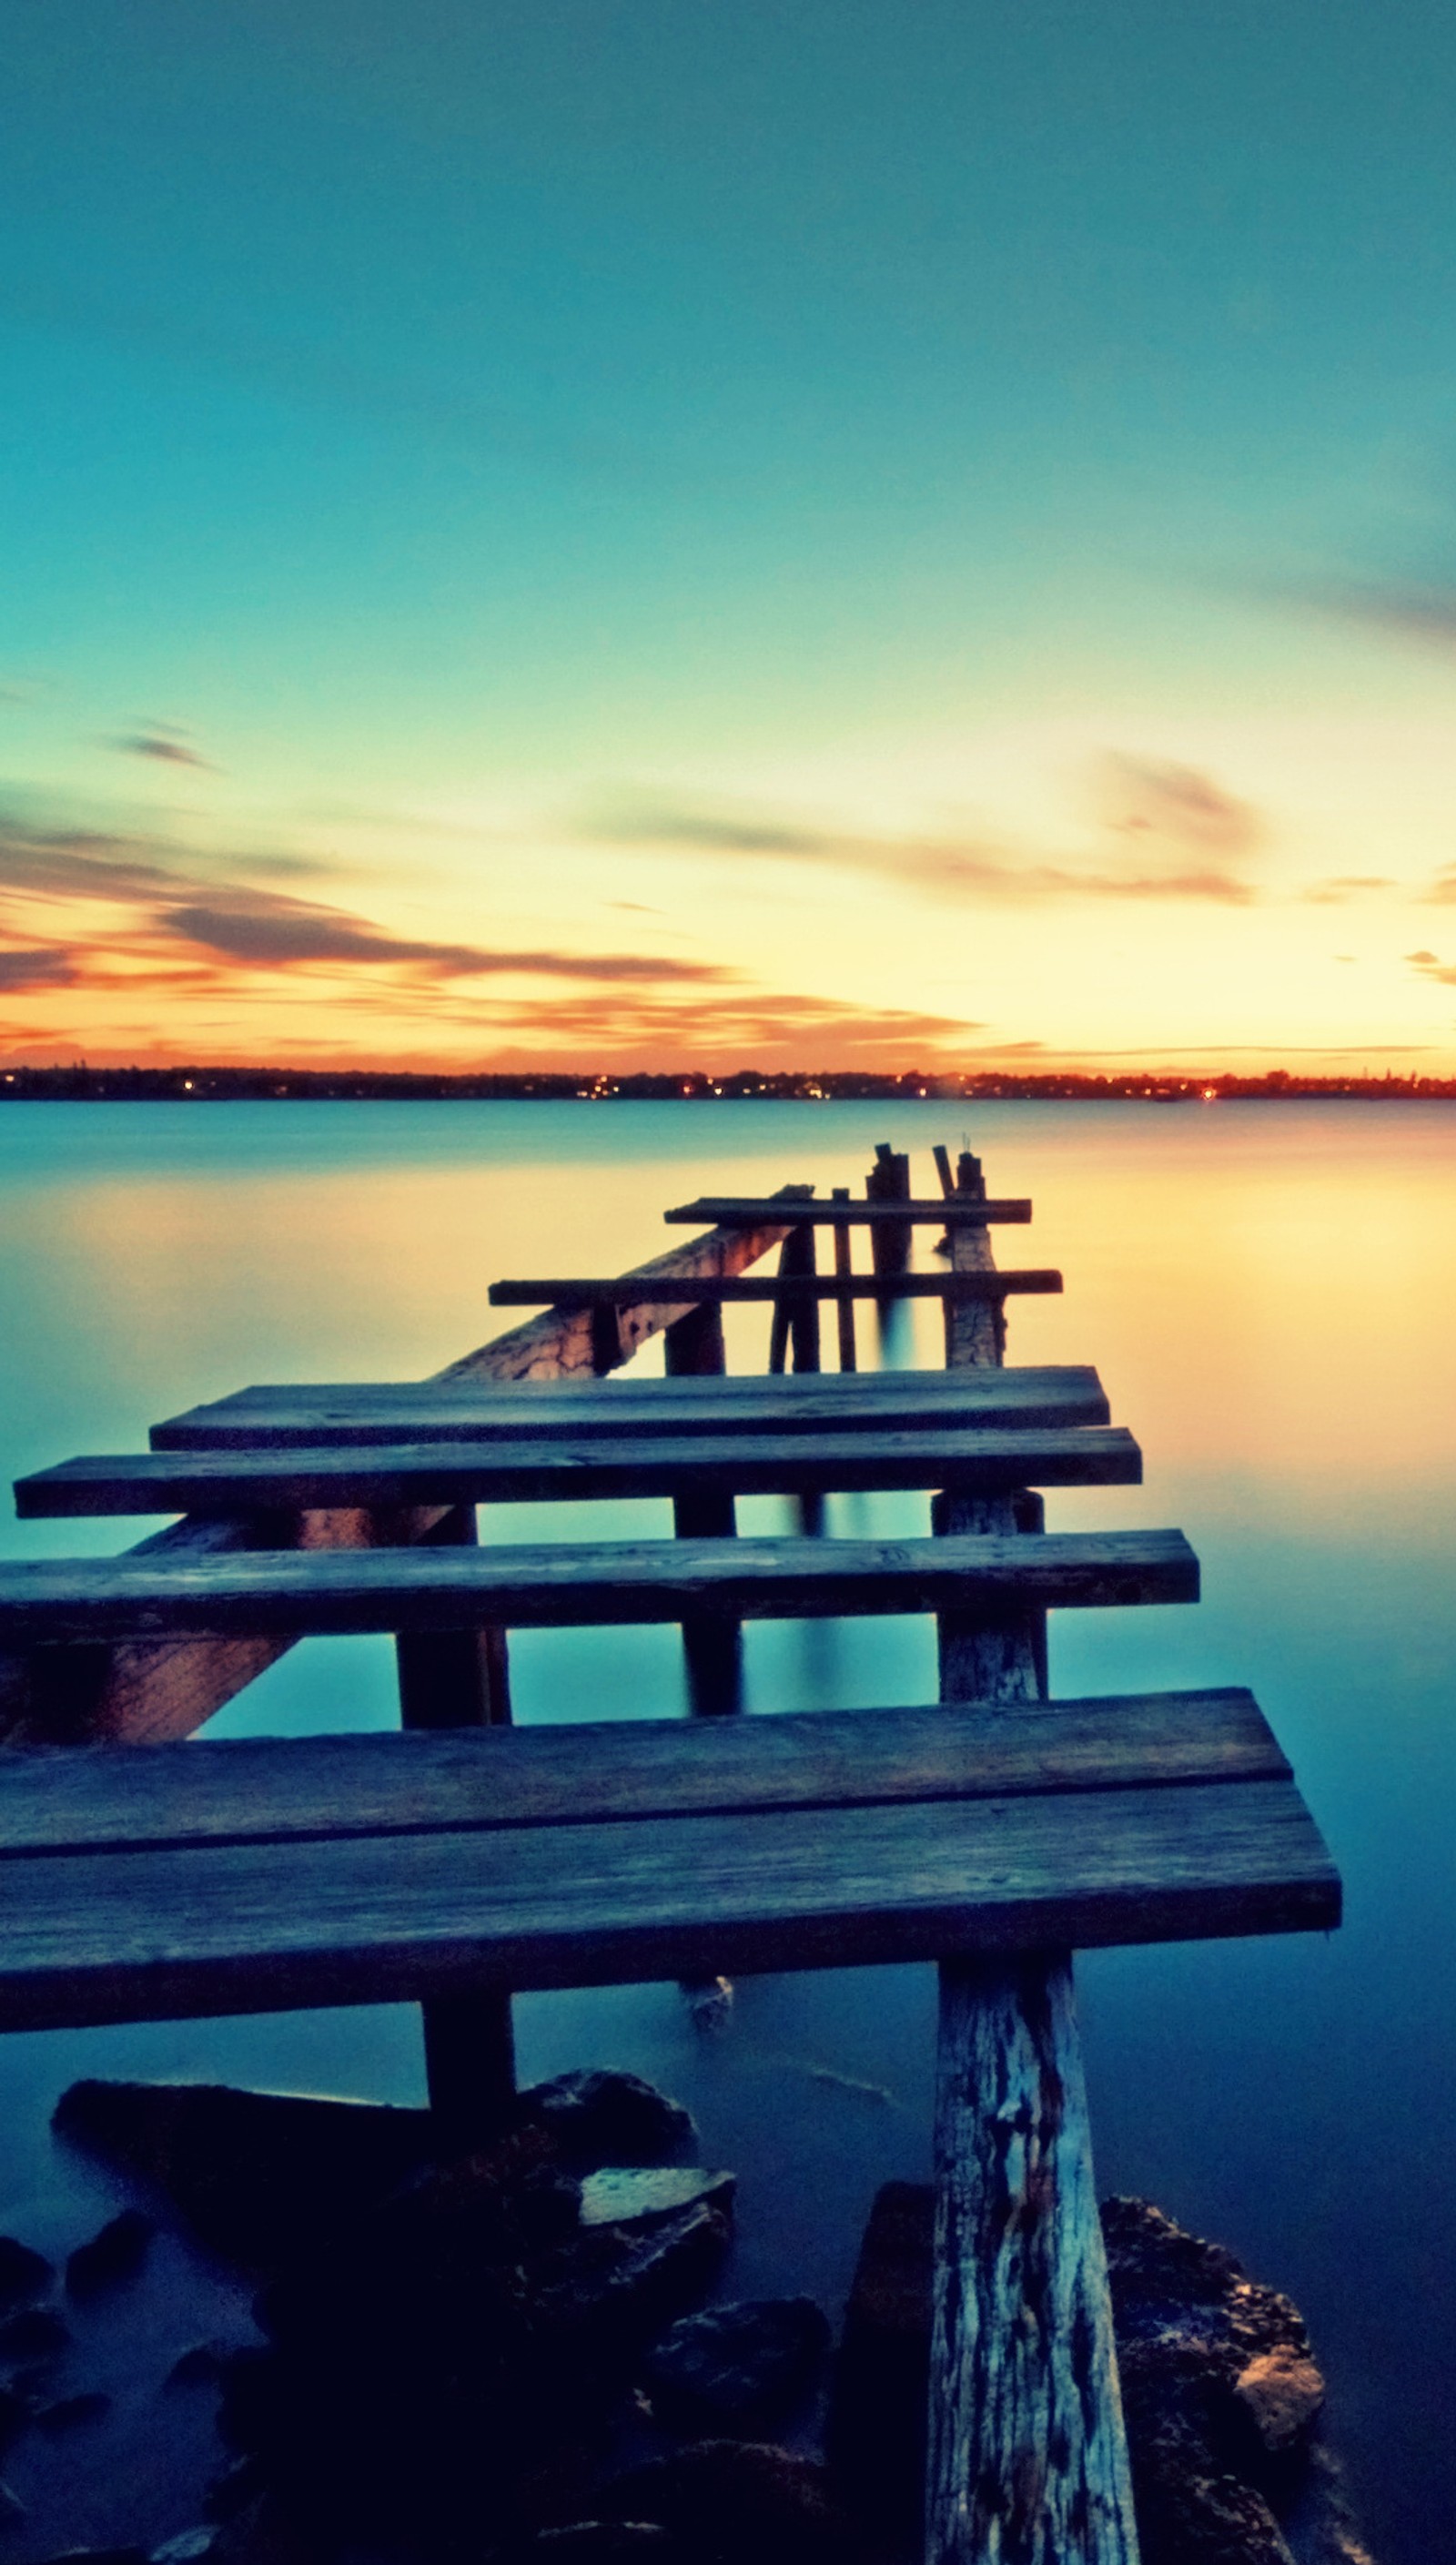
[5, 0, 1456, 1072]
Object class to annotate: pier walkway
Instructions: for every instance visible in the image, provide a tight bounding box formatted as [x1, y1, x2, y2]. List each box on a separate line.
[0, 1140, 1339, 2565]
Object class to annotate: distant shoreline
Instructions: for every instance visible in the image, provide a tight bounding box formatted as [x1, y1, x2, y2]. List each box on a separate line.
[1, 1067, 1453, 1103]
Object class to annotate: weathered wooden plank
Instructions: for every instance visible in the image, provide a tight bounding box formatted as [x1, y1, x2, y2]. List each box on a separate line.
[0, 1503, 452, 1749]
[438, 1209, 802, 1384]
[0, 1777, 1340, 2033]
[25, 1426, 1141, 1522]
[0, 1692, 1291, 1859]
[2, 1215, 798, 1748]
[929, 1147, 1140, 2565]
[664, 1198, 1033, 1227]
[487, 1272, 1063, 1307]
[149, 1365, 1113, 1451]
[0, 1529, 1199, 1644]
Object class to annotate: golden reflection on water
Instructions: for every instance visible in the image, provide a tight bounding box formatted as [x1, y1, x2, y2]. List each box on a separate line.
[0, 1100, 1453, 2564]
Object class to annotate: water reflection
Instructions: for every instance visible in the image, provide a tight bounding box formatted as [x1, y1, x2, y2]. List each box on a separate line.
[0, 1100, 1451, 2560]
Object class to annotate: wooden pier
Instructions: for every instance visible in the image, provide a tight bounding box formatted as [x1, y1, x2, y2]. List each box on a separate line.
[0, 1140, 1339, 2565]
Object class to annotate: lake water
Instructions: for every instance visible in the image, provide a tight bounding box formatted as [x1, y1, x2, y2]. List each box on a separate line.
[0, 1097, 1451, 2562]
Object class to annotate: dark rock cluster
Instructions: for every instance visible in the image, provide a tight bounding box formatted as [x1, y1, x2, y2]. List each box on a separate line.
[21, 2076, 1372, 2565]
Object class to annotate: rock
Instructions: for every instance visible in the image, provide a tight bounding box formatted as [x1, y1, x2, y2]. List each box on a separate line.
[1126, 2438, 1297, 2565]
[517, 2072, 694, 2168]
[150, 2534, 218, 2565]
[0, 2481, 25, 2527]
[580, 2169, 735, 2230]
[531, 2530, 682, 2565]
[229, 2111, 729, 2558]
[1102, 2196, 1330, 2557]
[0, 2306, 70, 2363]
[643, 2298, 830, 2433]
[601, 2442, 862, 2565]
[65, 2211, 154, 2296]
[166, 2343, 233, 2390]
[35, 2548, 147, 2565]
[202, 2459, 268, 2523]
[682, 1979, 733, 2036]
[0, 2237, 52, 2310]
[35, 2392, 112, 2431]
[54, 2082, 434, 2271]
[824, 2182, 932, 2533]
[1233, 2349, 1325, 2457]
[825, 2186, 1364, 2565]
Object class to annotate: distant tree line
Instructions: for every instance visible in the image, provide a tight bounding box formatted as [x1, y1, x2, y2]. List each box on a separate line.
[2, 1064, 1454, 1102]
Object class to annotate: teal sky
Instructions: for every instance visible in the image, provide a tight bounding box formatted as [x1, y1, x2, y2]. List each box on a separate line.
[5, 2, 1456, 1069]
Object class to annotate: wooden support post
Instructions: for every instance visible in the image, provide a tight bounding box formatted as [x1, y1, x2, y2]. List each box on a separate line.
[867, 1142, 912, 1284]
[395, 1503, 516, 2148]
[768, 1237, 793, 1374]
[666, 1292, 742, 1716]
[831, 1188, 857, 1373]
[926, 1160, 1139, 2565]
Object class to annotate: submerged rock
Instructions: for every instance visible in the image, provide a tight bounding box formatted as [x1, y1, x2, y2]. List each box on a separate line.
[530, 2526, 681, 2565]
[824, 2182, 932, 2533]
[601, 2441, 861, 2565]
[54, 2082, 435, 2269]
[226, 2104, 729, 2552]
[0, 2306, 70, 2363]
[643, 2299, 829, 2434]
[0, 2236, 53, 2310]
[35, 2390, 112, 2431]
[65, 2210, 154, 2297]
[580, 2168, 734, 2231]
[518, 2072, 695, 2168]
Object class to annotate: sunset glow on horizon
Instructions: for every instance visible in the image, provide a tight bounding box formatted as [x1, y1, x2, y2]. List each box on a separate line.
[7, 3, 1456, 1074]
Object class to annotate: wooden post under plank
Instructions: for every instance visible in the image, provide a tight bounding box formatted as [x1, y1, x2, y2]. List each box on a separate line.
[867, 1143, 912, 1284]
[926, 1159, 1139, 2565]
[665, 1303, 742, 1718]
[831, 1189, 857, 1373]
[394, 1502, 516, 2143]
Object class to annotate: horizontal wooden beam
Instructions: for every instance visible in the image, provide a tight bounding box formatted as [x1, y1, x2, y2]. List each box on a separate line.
[1, 1215, 799, 1748]
[488, 1272, 1062, 1308]
[0, 1690, 1288, 1858]
[0, 1776, 1338, 2033]
[0, 1528, 1198, 1644]
[17, 1424, 1141, 1521]
[150, 1365, 1112, 1452]
[664, 1198, 1032, 1227]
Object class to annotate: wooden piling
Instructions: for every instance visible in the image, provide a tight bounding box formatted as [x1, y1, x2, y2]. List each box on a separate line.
[926, 1150, 1140, 2565]
[666, 1302, 742, 1716]
[867, 1142, 913, 1284]
[831, 1188, 857, 1373]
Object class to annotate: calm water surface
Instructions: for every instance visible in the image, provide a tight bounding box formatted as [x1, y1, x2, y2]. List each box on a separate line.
[0, 1099, 1451, 2561]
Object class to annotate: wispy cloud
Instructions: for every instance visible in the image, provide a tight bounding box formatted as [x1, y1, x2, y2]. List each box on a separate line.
[0, 815, 733, 990]
[1415, 866, 1456, 906]
[1286, 576, 1456, 652]
[1298, 874, 1398, 905]
[584, 758, 1263, 907]
[0, 947, 81, 992]
[1096, 755, 1263, 857]
[1407, 948, 1456, 985]
[109, 730, 217, 772]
